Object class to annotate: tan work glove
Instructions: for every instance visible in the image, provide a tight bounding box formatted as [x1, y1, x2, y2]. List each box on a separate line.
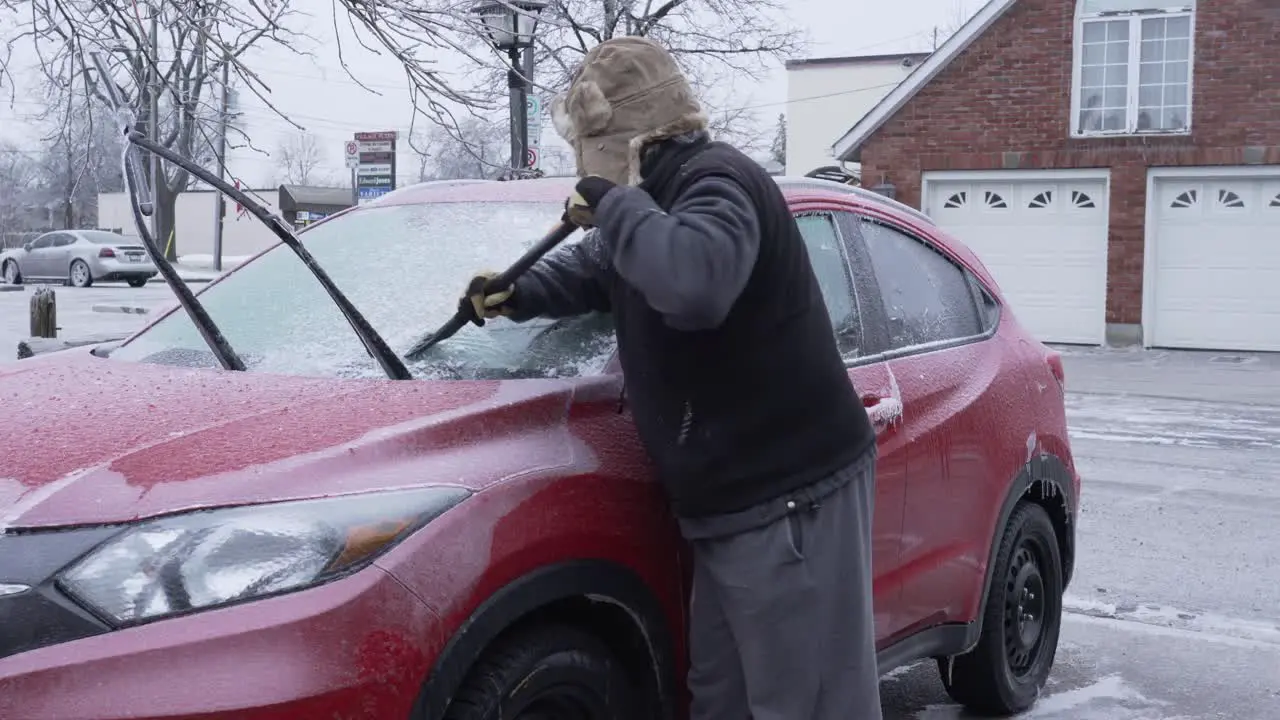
[460, 272, 515, 326]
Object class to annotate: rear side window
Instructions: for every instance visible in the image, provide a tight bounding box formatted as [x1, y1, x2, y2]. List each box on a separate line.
[795, 213, 863, 358]
[53, 235, 76, 247]
[859, 218, 983, 350]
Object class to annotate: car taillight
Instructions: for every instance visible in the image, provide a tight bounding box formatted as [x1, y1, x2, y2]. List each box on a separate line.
[98, 248, 116, 258]
[1046, 350, 1065, 392]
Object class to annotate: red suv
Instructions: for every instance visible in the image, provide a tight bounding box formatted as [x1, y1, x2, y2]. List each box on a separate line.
[0, 176, 1079, 719]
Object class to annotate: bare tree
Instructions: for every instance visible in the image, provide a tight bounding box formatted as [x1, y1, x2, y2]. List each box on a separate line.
[31, 81, 126, 230]
[334, 0, 805, 160]
[769, 113, 785, 168]
[0, 141, 42, 239]
[4, 0, 301, 259]
[275, 130, 326, 185]
[425, 116, 509, 180]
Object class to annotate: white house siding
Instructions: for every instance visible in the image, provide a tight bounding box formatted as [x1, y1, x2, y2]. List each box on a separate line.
[96, 189, 282, 260]
[785, 54, 927, 179]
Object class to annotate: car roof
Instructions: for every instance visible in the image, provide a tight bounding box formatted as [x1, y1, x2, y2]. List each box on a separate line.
[372, 175, 935, 227]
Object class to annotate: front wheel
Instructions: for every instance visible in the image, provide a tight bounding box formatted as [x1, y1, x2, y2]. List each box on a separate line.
[938, 502, 1063, 716]
[69, 259, 93, 288]
[442, 623, 638, 720]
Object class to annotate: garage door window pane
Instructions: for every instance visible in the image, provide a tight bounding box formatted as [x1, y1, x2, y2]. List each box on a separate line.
[795, 213, 862, 357]
[860, 219, 983, 350]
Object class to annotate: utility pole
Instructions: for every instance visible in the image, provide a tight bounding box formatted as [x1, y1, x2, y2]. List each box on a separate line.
[149, 3, 161, 246]
[211, 55, 230, 272]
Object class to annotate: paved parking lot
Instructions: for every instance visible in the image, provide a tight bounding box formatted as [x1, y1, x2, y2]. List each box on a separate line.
[0, 282, 174, 363]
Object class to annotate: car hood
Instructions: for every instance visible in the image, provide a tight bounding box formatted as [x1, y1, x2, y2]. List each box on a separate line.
[0, 353, 591, 530]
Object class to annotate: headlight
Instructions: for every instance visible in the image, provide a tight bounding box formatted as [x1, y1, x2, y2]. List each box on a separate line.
[57, 486, 469, 626]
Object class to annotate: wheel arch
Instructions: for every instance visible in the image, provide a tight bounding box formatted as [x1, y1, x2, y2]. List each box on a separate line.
[972, 452, 1076, 644]
[412, 559, 679, 720]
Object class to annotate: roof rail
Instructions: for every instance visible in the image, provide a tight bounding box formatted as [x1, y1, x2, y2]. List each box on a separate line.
[775, 175, 935, 227]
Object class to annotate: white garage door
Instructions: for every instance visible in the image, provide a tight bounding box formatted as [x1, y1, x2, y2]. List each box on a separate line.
[924, 173, 1110, 345]
[1149, 172, 1280, 352]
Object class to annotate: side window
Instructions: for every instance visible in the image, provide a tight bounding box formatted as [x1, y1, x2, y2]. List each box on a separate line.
[859, 218, 984, 351]
[53, 234, 75, 247]
[29, 235, 55, 249]
[794, 213, 863, 358]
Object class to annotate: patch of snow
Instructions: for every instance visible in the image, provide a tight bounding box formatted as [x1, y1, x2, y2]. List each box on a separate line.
[1065, 595, 1280, 647]
[1022, 675, 1154, 717]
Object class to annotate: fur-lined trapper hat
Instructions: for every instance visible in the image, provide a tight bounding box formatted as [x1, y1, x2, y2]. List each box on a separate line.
[550, 36, 708, 186]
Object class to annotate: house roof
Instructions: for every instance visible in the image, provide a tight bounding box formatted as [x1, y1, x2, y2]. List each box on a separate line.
[831, 0, 1020, 162]
[277, 184, 354, 211]
[784, 51, 931, 70]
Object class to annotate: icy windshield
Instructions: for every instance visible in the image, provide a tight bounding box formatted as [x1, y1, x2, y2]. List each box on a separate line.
[109, 201, 617, 380]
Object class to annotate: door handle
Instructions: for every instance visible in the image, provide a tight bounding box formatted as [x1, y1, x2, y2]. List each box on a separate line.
[861, 393, 903, 432]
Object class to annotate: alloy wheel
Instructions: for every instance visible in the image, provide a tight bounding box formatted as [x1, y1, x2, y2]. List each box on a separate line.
[71, 262, 89, 287]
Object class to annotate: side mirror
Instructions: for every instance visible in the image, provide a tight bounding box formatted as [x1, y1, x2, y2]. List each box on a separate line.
[22, 243, 32, 252]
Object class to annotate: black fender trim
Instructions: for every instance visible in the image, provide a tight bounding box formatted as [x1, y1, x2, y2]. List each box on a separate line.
[412, 559, 679, 720]
[964, 452, 1076, 652]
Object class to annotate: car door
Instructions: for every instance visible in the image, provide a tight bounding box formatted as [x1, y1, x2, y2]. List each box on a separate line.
[793, 208, 906, 644]
[48, 233, 76, 279]
[23, 234, 59, 277]
[848, 213, 1002, 631]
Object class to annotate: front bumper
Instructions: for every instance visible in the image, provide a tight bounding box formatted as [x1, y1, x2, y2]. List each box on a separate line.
[0, 562, 441, 720]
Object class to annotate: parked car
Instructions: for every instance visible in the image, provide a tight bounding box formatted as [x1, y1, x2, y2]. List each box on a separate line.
[0, 229, 158, 288]
[0, 177, 1079, 720]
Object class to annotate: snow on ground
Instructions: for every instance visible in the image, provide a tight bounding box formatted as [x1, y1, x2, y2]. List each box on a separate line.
[0, 283, 174, 363]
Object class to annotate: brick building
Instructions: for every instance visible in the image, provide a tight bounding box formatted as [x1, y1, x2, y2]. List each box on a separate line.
[831, 0, 1279, 352]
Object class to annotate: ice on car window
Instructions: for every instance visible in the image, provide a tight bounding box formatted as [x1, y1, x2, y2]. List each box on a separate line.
[795, 213, 862, 358]
[860, 219, 982, 350]
[109, 201, 617, 380]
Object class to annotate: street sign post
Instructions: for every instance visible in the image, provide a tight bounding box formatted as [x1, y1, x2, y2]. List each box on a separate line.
[526, 96, 543, 147]
[526, 147, 540, 170]
[352, 130, 398, 205]
[343, 141, 359, 169]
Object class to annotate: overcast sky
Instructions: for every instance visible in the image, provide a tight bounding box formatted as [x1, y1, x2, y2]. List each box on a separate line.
[0, 0, 978, 188]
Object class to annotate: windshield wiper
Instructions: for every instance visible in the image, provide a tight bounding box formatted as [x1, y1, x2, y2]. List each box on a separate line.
[87, 53, 411, 381]
[87, 52, 246, 372]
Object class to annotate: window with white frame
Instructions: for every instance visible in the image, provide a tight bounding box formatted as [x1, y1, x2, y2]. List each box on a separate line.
[1073, 0, 1194, 136]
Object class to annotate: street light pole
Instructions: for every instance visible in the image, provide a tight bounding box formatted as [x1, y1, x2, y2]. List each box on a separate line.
[148, 3, 161, 246]
[472, 0, 546, 176]
[508, 48, 528, 170]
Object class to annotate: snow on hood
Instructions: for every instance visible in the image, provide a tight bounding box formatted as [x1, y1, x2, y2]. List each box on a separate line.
[0, 355, 581, 530]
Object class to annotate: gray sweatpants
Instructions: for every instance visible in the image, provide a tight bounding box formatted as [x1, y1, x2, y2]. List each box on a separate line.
[679, 448, 882, 720]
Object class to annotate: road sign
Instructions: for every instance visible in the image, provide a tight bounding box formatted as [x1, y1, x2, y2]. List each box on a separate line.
[526, 96, 540, 118]
[526, 146, 540, 169]
[354, 130, 397, 142]
[344, 141, 359, 169]
[358, 186, 391, 205]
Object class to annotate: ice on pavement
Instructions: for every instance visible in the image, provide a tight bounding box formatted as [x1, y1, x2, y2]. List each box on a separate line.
[912, 675, 1160, 719]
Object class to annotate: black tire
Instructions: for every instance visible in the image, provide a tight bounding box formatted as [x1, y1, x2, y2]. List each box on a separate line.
[69, 259, 93, 288]
[127, 278, 149, 288]
[443, 623, 638, 720]
[2, 261, 20, 285]
[938, 502, 1063, 716]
